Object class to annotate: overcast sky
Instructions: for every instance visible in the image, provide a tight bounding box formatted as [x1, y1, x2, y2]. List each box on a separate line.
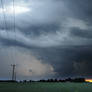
[0, 0, 92, 80]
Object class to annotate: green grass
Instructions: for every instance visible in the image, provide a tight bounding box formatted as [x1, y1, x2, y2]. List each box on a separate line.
[0, 82, 92, 92]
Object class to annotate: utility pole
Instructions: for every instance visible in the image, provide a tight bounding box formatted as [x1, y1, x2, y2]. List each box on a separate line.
[15, 72, 16, 81]
[11, 64, 16, 81]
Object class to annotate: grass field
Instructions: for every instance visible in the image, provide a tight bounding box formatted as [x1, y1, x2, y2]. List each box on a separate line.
[0, 82, 92, 92]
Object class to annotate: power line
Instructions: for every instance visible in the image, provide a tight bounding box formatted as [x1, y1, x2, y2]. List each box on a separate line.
[13, 0, 16, 33]
[12, 0, 18, 80]
[0, 0, 18, 80]
[0, 0, 7, 31]
[1, 0, 16, 64]
[0, 0, 13, 65]
[12, 0, 17, 65]
[0, 0, 17, 80]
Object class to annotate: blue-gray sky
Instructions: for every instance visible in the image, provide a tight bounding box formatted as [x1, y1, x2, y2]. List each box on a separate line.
[0, 0, 92, 80]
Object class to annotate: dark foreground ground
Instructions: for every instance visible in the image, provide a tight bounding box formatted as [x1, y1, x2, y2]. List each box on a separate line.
[0, 82, 92, 92]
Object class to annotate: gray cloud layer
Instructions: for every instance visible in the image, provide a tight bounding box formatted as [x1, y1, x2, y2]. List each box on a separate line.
[0, 0, 92, 80]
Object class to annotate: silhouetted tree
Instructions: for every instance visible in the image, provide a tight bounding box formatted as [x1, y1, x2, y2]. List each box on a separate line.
[71, 78, 85, 82]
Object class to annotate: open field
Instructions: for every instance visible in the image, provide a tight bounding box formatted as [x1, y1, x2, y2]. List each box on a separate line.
[0, 82, 92, 92]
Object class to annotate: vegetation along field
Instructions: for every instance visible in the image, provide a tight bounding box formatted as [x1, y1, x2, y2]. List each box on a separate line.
[0, 82, 92, 92]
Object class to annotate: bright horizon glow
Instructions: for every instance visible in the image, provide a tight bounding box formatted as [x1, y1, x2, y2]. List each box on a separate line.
[85, 79, 92, 83]
[0, 5, 31, 15]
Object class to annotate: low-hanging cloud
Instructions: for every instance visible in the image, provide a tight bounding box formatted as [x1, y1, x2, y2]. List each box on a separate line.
[0, 47, 55, 80]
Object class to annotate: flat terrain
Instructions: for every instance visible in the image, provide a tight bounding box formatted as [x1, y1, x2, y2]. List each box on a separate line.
[0, 82, 92, 92]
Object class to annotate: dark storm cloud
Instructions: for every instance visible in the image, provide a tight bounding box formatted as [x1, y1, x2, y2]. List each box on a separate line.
[0, 0, 92, 79]
[65, 0, 92, 19]
[70, 28, 92, 39]
[31, 46, 92, 78]
[17, 23, 60, 36]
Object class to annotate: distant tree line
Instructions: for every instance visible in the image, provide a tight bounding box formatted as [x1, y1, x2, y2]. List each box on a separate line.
[0, 78, 86, 83]
[38, 78, 85, 83]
